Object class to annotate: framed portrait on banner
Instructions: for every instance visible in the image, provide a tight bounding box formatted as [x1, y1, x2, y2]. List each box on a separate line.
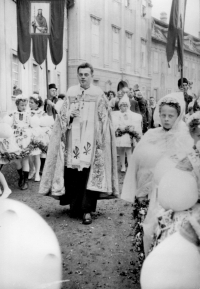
[30, 1, 51, 35]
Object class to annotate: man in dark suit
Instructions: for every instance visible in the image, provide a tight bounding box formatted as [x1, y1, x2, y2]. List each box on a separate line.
[178, 78, 193, 114]
[148, 96, 156, 129]
[44, 83, 58, 119]
[128, 87, 140, 114]
[135, 90, 150, 133]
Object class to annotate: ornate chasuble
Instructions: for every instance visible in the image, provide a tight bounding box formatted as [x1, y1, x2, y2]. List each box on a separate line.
[69, 93, 97, 170]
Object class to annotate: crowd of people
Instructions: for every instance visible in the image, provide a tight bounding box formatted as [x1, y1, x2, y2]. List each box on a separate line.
[0, 62, 200, 287]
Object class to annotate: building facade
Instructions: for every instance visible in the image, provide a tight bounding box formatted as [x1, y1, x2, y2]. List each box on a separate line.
[0, 0, 68, 111]
[151, 16, 200, 101]
[1, 0, 200, 111]
[67, 0, 153, 98]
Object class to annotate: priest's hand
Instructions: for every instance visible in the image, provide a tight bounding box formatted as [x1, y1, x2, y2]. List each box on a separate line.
[70, 108, 80, 118]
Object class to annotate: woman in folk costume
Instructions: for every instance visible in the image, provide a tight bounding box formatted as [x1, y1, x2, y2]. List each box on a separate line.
[28, 94, 46, 182]
[121, 92, 193, 282]
[9, 94, 32, 190]
[150, 111, 200, 250]
[39, 62, 119, 225]
[0, 111, 21, 199]
[113, 93, 142, 172]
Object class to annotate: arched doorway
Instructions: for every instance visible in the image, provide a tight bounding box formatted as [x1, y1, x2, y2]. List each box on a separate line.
[117, 80, 128, 91]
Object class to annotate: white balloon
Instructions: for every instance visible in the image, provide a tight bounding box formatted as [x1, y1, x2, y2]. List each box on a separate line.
[0, 123, 13, 139]
[140, 231, 200, 289]
[154, 157, 176, 185]
[0, 199, 62, 289]
[158, 168, 198, 211]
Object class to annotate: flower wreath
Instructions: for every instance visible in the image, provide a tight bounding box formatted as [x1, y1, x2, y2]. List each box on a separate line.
[115, 125, 141, 146]
[159, 97, 181, 116]
[0, 140, 48, 162]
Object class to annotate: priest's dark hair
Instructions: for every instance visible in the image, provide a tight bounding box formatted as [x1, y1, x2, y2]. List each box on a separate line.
[77, 62, 94, 75]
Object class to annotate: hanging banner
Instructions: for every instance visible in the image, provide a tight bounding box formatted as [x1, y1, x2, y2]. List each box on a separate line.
[17, 0, 65, 66]
[166, 0, 187, 68]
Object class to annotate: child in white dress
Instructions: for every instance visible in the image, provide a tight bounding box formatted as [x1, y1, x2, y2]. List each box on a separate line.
[0, 111, 20, 198]
[10, 95, 31, 190]
[114, 94, 142, 172]
[29, 94, 47, 182]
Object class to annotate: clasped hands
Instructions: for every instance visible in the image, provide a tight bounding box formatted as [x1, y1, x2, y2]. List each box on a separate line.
[70, 108, 80, 118]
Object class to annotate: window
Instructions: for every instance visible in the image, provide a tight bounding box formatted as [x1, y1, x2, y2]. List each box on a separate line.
[57, 73, 61, 94]
[12, 54, 20, 92]
[112, 26, 120, 61]
[153, 88, 158, 101]
[153, 51, 159, 73]
[141, 40, 146, 68]
[126, 32, 132, 64]
[142, 86, 146, 98]
[141, 0, 146, 17]
[184, 61, 188, 78]
[91, 16, 100, 56]
[125, 0, 130, 7]
[32, 63, 39, 93]
[168, 59, 172, 74]
[192, 63, 195, 80]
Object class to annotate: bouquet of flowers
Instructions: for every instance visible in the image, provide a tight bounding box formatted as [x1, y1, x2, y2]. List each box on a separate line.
[115, 125, 141, 146]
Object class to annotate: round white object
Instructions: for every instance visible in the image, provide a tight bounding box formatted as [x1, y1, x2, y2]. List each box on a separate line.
[140, 232, 200, 289]
[158, 168, 198, 211]
[2, 115, 13, 126]
[0, 123, 13, 139]
[0, 199, 62, 289]
[154, 157, 176, 185]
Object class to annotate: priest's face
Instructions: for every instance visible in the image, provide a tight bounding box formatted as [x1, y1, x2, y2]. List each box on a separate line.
[78, 68, 93, 89]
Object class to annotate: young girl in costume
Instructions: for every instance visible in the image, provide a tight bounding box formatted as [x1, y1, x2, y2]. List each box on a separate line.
[0, 111, 20, 198]
[150, 111, 200, 249]
[113, 93, 142, 172]
[121, 92, 194, 282]
[10, 95, 31, 190]
[29, 94, 46, 182]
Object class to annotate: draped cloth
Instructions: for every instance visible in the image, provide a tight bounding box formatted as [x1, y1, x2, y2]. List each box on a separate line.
[121, 92, 194, 255]
[39, 84, 119, 199]
[17, 0, 65, 65]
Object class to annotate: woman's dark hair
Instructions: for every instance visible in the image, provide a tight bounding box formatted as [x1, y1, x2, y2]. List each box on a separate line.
[159, 101, 181, 116]
[15, 98, 27, 106]
[77, 62, 94, 74]
[188, 118, 200, 134]
[29, 95, 43, 108]
[107, 90, 116, 98]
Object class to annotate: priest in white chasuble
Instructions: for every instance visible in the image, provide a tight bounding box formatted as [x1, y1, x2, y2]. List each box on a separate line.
[39, 62, 119, 224]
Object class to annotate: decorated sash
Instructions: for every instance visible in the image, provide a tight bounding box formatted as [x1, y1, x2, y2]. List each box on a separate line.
[69, 94, 96, 170]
